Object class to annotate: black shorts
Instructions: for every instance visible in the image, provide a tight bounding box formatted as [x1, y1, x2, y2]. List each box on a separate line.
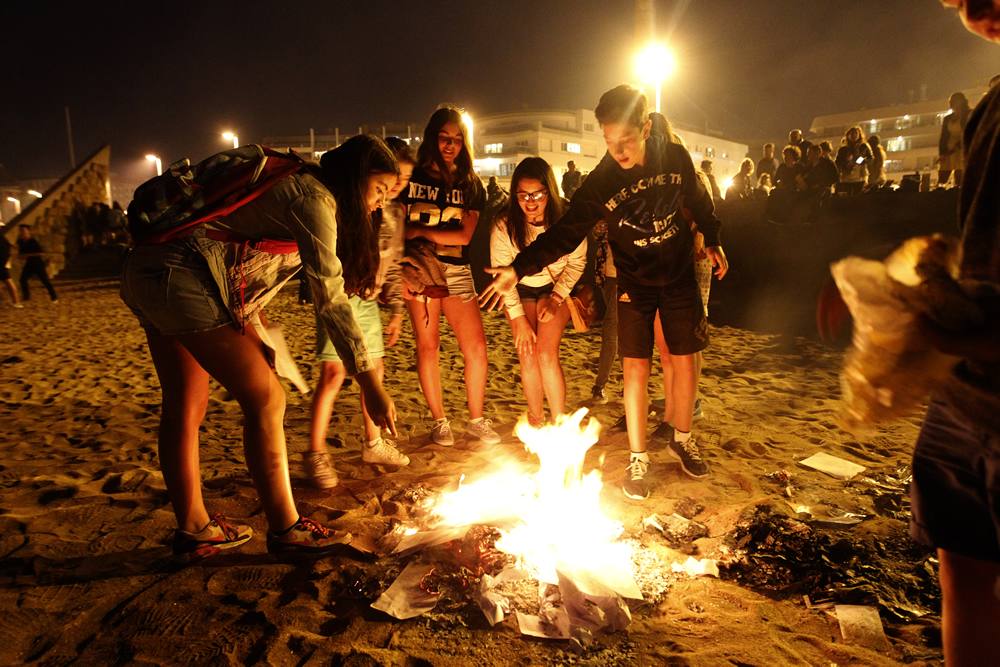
[0, 265, 9, 281]
[516, 283, 554, 301]
[910, 397, 1000, 562]
[616, 281, 708, 358]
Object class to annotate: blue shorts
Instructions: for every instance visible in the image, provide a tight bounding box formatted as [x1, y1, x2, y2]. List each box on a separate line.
[316, 296, 384, 363]
[120, 239, 233, 335]
[910, 397, 1000, 562]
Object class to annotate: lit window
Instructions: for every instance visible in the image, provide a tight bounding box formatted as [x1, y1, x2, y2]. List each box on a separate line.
[561, 142, 582, 154]
[485, 143, 503, 154]
[705, 146, 716, 158]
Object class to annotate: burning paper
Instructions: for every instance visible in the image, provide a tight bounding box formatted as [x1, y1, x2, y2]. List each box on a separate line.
[424, 410, 640, 600]
[389, 409, 643, 633]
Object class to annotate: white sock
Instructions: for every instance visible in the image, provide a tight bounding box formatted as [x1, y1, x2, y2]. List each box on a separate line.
[469, 417, 485, 425]
[630, 451, 650, 463]
[366, 437, 381, 448]
[435, 417, 449, 425]
[674, 430, 691, 444]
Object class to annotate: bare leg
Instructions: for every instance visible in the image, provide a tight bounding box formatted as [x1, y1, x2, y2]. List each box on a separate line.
[513, 302, 545, 424]
[3, 278, 19, 305]
[594, 278, 618, 389]
[535, 296, 571, 417]
[669, 353, 698, 434]
[308, 360, 347, 453]
[407, 298, 445, 419]
[358, 358, 385, 441]
[442, 296, 488, 420]
[653, 313, 674, 424]
[146, 330, 211, 533]
[178, 325, 298, 532]
[938, 548, 1000, 666]
[623, 357, 650, 454]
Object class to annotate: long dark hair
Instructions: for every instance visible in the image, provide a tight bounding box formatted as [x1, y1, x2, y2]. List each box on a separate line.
[504, 157, 565, 251]
[416, 107, 475, 189]
[319, 134, 398, 298]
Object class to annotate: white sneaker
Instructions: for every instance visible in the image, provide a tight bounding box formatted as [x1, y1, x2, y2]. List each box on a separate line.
[466, 418, 502, 445]
[431, 419, 455, 446]
[363, 438, 410, 466]
[303, 451, 339, 489]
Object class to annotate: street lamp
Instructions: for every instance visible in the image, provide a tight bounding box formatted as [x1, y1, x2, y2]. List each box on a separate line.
[27, 190, 43, 198]
[145, 154, 162, 176]
[222, 131, 239, 149]
[460, 111, 474, 153]
[635, 42, 677, 113]
[6, 196, 21, 215]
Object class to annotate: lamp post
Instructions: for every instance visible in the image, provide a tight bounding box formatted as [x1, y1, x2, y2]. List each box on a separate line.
[222, 131, 239, 149]
[6, 196, 21, 215]
[145, 154, 162, 176]
[27, 190, 43, 199]
[634, 42, 677, 113]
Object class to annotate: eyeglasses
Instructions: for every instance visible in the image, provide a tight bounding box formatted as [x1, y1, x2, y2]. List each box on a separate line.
[516, 190, 549, 203]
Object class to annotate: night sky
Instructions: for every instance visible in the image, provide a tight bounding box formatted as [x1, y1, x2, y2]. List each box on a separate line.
[1, 0, 996, 180]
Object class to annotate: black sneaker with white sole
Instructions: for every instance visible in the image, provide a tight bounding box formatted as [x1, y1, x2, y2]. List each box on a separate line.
[668, 436, 709, 478]
[650, 422, 675, 447]
[622, 456, 650, 500]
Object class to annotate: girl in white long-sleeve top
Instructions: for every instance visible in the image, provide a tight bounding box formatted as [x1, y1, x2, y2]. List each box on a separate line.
[490, 157, 587, 426]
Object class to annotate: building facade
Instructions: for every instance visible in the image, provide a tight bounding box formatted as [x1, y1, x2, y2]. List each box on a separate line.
[472, 109, 749, 195]
[808, 85, 988, 185]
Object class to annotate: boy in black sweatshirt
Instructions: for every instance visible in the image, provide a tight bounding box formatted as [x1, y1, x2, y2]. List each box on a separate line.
[481, 85, 729, 500]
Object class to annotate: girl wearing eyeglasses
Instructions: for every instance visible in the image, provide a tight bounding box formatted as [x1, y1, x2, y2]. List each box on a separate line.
[490, 157, 587, 426]
[402, 107, 501, 447]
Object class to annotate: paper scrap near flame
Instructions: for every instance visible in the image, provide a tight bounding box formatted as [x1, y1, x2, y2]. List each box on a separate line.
[671, 556, 720, 578]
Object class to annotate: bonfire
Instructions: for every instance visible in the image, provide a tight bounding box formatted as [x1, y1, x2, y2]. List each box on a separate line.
[372, 409, 712, 639]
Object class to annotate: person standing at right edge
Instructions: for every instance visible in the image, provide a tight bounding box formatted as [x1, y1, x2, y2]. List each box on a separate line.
[911, 2, 1000, 664]
[480, 85, 728, 500]
[403, 107, 501, 447]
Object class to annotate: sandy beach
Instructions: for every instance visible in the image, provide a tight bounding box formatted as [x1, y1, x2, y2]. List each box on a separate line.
[0, 284, 939, 666]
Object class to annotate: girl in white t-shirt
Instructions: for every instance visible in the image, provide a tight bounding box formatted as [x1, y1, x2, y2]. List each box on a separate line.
[490, 157, 587, 426]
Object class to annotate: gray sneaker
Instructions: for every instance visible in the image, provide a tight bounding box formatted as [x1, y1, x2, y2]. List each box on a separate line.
[362, 437, 410, 466]
[303, 451, 339, 489]
[430, 419, 455, 446]
[622, 455, 650, 500]
[466, 418, 502, 445]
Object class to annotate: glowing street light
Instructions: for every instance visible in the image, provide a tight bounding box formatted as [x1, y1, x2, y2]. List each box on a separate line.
[635, 42, 677, 113]
[6, 196, 21, 214]
[145, 154, 162, 176]
[222, 131, 239, 149]
[460, 111, 474, 152]
[27, 189, 43, 198]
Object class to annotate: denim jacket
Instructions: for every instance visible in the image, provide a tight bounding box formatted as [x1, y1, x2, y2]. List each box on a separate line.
[194, 171, 373, 376]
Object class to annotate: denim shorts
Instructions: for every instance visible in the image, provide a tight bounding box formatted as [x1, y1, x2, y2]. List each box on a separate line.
[910, 397, 1000, 562]
[441, 262, 477, 302]
[316, 295, 384, 363]
[120, 239, 233, 335]
[516, 282, 554, 302]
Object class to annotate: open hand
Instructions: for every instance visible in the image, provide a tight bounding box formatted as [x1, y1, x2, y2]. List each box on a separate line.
[479, 266, 519, 311]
